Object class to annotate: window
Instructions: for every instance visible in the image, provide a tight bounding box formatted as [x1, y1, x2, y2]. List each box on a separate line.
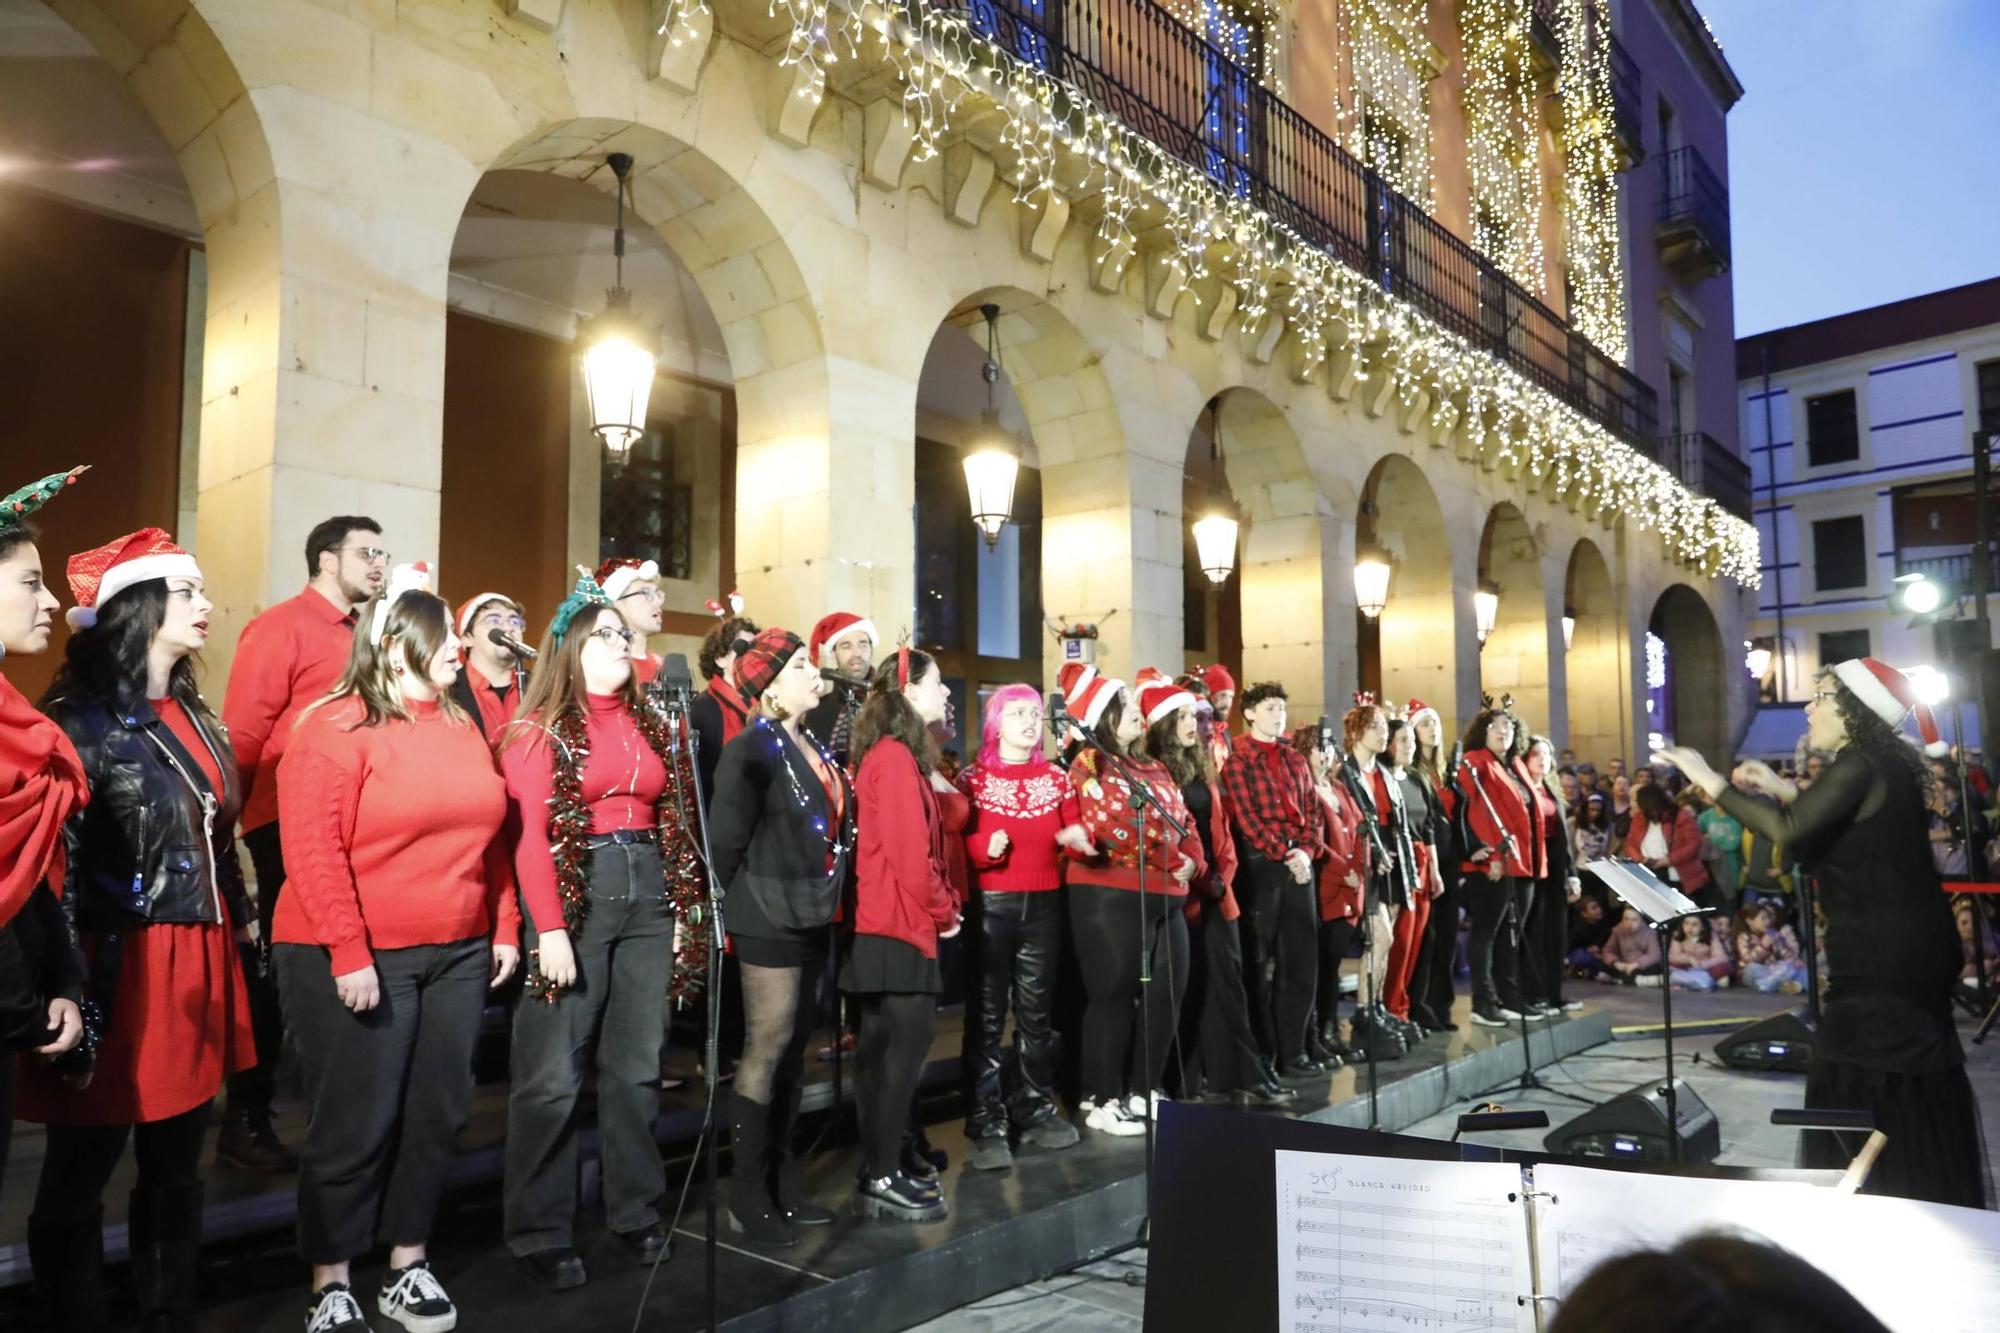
[1805, 390, 1860, 468]
[1667, 366, 1688, 435]
[599, 428, 693, 579]
[1818, 629, 1870, 670]
[1811, 515, 1867, 592]
[1977, 358, 2000, 438]
[1201, 2, 1257, 197]
[1656, 96, 1677, 155]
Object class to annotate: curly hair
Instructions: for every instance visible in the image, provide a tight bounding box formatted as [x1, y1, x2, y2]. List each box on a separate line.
[698, 615, 760, 681]
[1827, 674, 1934, 798]
[850, 648, 941, 777]
[1461, 707, 1513, 755]
[1239, 681, 1287, 712]
[1342, 701, 1383, 752]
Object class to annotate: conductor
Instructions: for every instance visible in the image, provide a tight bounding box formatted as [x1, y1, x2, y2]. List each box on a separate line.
[1655, 658, 1987, 1209]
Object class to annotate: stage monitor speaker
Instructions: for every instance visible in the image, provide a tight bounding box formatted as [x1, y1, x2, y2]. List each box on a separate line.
[1544, 1078, 1720, 1164]
[1712, 1007, 1816, 1073]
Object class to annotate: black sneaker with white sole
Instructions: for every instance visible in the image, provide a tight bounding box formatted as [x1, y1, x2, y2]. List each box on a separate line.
[1469, 1005, 1511, 1028]
[377, 1260, 457, 1332]
[306, 1283, 372, 1333]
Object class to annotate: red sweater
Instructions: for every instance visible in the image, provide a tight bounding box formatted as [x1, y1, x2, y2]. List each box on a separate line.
[274, 697, 520, 975]
[500, 694, 669, 933]
[852, 740, 957, 957]
[1065, 750, 1203, 896]
[223, 588, 358, 832]
[958, 758, 1082, 893]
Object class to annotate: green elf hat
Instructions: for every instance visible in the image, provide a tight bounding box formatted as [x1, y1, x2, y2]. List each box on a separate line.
[1, 465, 89, 531]
[547, 566, 615, 645]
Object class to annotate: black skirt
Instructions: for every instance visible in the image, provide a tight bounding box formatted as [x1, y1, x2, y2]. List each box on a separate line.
[1801, 1052, 1990, 1209]
[839, 933, 940, 995]
[732, 925, 828, 969]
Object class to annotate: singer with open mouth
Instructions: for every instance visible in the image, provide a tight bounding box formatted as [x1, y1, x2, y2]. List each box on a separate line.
[451, 592, 534, 747]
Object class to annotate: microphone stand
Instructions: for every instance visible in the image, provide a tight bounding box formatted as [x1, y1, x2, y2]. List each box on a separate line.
[1052, 705, 1187, 1248]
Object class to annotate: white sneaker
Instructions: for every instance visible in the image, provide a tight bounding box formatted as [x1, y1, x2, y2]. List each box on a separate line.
[1636, 974, 1664, 989]
[377, 1262, 457, 1333]
[1494, 1005, 1525, 1021]
[1081, 1098, 1146, 1137]
[1561, 998, 1586, 1012]
[1127, 1091, 1168, 1121]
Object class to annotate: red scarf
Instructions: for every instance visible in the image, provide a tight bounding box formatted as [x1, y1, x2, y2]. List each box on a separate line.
[0, 675, 87, 927]
[708, 675, 752, 746]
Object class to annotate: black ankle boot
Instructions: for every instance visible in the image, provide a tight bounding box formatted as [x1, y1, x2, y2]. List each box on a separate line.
[726, 1094, 796, 1248]
[30, 1206, 109, 1332]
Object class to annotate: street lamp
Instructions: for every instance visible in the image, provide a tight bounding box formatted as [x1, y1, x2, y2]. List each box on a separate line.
[1192, 510, 1240, 586]
[1473, 582, 1499, 645]
[1354, 549, 1392, 619]
[579, 152, 659, 469]
[962, 303, 1020, 549]
[1907, 664, 1950, 708]
[1745, 641, 1772, 679]
[1889, 570, 1949, 619]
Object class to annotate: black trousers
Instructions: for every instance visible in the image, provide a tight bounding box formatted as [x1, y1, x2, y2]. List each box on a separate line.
[1417, 878, 1461, 1020]
[279, 937, 488, 1263]
[33, 1103, 208, 1225]
[227, 821, 287, 1115]
[1522, 876, 1568, 1006]
[1465, 873, 1532, 1012]
[1068, 884, 1189, 1103]
[1190, 902, 1265, 1093]
[963, 890, 1064, 1139]
[1316, 917, 1357, 1032]
[506, 843, 673, 1254]
[852, 992, 937, 1178]
[1240, 857, 1318, 1064]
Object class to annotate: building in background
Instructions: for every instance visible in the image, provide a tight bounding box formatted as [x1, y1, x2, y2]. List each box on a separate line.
[0, 0, 1754, 766]
[1737, 277, 2000, 752]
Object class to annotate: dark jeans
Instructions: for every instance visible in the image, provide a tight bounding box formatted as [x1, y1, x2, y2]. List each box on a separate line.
[506, 842, 673, 1254]
[279, 937, 488, 1263]
[1190, 902, 1265, 1093]
[853, 992, 936, 1178]
[1523, 876, 1568, 1006]
[963, 890, 1064, 1139]
[1465, 872, 1531, 1011]
[227, 821, 287, 1116]
[1417, 878, 1461, 1020]
[1068, 884, 1188, 1103]
[1240, 856, 1318, 1063]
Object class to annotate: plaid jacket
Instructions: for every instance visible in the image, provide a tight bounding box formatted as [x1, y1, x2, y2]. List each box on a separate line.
[1220, 732, 1325, 864]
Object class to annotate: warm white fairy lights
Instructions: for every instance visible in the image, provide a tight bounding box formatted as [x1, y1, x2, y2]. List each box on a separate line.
[1553, 0, 1628, 361]
[1461, 0, 1546, 292]
[734, 0, 1755, 586]
[1334, 0, 1435, 210]
[1162, 0, 1288, 95]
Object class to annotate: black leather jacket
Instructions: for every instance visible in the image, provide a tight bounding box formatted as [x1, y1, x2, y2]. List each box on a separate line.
[46, 683, 250, 933]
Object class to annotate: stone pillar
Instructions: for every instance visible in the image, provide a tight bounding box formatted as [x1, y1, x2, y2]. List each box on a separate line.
[1040, 450, 1184, 688]
[1239, 508, 1348, 723]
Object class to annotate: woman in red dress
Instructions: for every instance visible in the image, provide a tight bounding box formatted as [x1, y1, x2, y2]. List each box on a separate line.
[24, 528, 256, 1332]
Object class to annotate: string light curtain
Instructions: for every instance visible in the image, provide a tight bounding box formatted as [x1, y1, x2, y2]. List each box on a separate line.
[1162, 0, 1288, 95]
[1554, 0, 1628, 362]
[1334, 0, 1435, 211]
[1461, 0, 1546, 293]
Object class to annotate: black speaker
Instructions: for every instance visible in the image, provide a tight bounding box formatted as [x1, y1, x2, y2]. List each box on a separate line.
[1712, 1007, 1817, 1073]
[1544, 1078, 1720, 1164]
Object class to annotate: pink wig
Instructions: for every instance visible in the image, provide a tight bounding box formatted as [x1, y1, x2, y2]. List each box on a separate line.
[978, 682, 1047, 769]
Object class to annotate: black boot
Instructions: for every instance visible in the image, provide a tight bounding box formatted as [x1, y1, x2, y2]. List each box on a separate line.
[130, 1183, 204, 1332]
[726, 1094, 796, 1248]
[1304, 1025, 1346, 1072]
[214, 1104, 297, 1174]
[30, 1207, 109, 1332]
[1317, 1019, 1356, 1062]
[768, 1082, 834, 1226]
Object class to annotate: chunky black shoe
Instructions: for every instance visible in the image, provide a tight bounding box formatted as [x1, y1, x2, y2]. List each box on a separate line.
[967, 1135, 1014, 1171]
[514, 1248, 587, 1292]
[1020, 1113, 1080, 1151]
[614, 1223, 672, 1264]
[855, 1172, 948, 1222]
[1232, 1083, 1296, 1107]
[1304, 1027, 1345, 1071]
[899, 1136, 943, 1187]
[217, 1106, 299, 1174]
[1278, 1056, 1328, 1081]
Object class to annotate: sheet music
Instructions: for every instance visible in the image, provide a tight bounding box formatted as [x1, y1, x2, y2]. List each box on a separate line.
[1534, 1163, 2000, 1333]
[1581, 858, 1703, 924]
[1274, 1150, 1535, 1333]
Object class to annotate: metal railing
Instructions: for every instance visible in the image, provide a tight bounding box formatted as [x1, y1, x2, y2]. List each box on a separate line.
[936, 0, 1658, 450]
[1608, 33, 1641, 160]
[1663, 430, 1753, 519]
[1658, 145, 1730, 270]
[1895, 550, 2000, 592]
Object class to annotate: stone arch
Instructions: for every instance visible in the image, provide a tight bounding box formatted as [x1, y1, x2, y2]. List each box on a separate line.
[1359, 455, 1460, 735]
[1649, 583, 1728, 761]
[1564, 538, 1625, 763]
[1478, 502, 1554, 737]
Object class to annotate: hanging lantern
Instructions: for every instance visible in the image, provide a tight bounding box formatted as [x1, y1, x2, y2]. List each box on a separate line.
[1192, 511, 1240, 586]
[580, 152, 658, 468]
[1744, 641, 1772, 679]
[1561, 606, 1576, 652]
[1473, 582, 1499, 645]
[1354, 549, 1392, 620]
[963, 303, 1021, 548]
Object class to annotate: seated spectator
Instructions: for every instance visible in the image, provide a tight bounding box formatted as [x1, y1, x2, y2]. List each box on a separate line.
[1565, 894, 1614, 979]
[1596, 904, 1663, 985]
[1558, 766, 1581, 811]
[1734, 901, 1806, 994]
[1666, 916, 1732, 991]
[1548, 1232, 1890, 1333]
[1956, 902, 1998, 991]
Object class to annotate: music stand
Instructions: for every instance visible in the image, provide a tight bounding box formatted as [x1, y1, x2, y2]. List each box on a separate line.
[1585, 857, 1712, 1163]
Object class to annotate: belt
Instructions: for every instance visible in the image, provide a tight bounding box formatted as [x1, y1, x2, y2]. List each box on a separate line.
[586, 827, 660, 847]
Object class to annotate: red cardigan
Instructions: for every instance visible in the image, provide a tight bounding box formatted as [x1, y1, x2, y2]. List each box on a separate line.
[1065, 750, 1203, 895]
[274, 697, 520, 975]
[1315, 784, 1368, 922]
[851, 740, 958, 958]
[1456, 748, 1536, 878]
[959, 757, 1081, 893]
[1624, 806, 1712, 894]
[222, 588, 357, 832]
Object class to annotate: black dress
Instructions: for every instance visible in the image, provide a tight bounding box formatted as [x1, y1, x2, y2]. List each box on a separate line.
[1717, 742, 1988, 1208]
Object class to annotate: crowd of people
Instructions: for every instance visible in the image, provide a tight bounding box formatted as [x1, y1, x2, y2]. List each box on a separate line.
[0, 470, 1989, 1332]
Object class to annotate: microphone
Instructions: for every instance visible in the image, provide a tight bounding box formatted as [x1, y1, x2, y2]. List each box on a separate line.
[1046, 690, 1074, 735]
[488, 627, 537, 661]
[652, 652, 696, 737]
[819, 668, 869, 694]
[1317, 713, 1334, 754]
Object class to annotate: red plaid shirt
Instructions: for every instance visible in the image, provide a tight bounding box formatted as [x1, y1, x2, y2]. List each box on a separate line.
[1221, 732, 1325, 863]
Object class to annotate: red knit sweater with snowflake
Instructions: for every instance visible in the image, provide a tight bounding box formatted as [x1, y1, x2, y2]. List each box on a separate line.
[958, 758, 1082, 893]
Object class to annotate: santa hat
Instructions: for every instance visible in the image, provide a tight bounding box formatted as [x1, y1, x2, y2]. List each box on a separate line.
[369, 562, 435, 641]
[1199, 663, 1237, 696]
[595, 556, 659, 604]
[1137, 673, 1196, 726]
[810, 611, 879, 668]
[1057, 661, 1124, 730]
[65, 527, 201, 630]
[1406, 698, 1440, 735]
[456, 592, 520, 637]
[1831, 657, 1947, 757]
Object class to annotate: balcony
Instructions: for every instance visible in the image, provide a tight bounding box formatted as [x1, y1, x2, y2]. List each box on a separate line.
[1664, 431, 1753, 520]
[933, 0, 1658, 452]
[1656, 145, 1730, 279]
[1896, 549, 2000, 595]
[1608, 34, 1643, 167]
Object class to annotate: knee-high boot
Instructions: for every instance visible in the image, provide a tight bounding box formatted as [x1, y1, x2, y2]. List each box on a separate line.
[130, 1183, 204, 1333]
[725, 1093, 795, 1247]
[29, 1206, 109, 1333]
[767, 1080, 834, 1226]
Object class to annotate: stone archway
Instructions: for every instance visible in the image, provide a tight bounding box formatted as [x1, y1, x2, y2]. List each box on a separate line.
[1564, 538, 1624, 763]
[1359, 456, 1460, 735]
[1649, 583, 1729, 761]
[1479, 502, 1554, 736]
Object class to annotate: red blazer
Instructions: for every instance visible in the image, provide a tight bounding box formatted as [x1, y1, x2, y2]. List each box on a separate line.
[1315, 784, 1368, 923]
[1185, 779, 1241, 924]
[1456, 748, 1535, 878]
[851, 740, 958, 958]
[1623, 806, 1712, 894]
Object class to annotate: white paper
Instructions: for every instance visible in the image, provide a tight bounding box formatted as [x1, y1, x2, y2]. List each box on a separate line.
[1274, 1149, 1535, 1332]
[1534, 1162, 2000, 1333]
[1581, 857, 1703, 925]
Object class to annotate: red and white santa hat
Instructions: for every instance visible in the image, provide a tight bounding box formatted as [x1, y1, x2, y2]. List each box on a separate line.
[1135, 668, 1196, 726]
[594, 556, 659, 604]
[810, 610, 879, 668]
[1406, 697, 1440, 734]
[1830, 657, 1947, 757]
[65, 527, 201, 630]
[455, 592, 520, 637]
[1057, 661, 1124, 730]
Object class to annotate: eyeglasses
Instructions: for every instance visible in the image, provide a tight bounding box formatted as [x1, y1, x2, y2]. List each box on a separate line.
[1001, 705, 1044, 722]
[341, 545, 390, 564]
[479, 615, 529, 633]
[618, 585, 665, 605]
[586, 626, 637, 648]
[1809, 690, 1837, 705]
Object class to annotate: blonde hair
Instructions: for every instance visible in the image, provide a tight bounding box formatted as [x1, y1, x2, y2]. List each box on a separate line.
[304, 588, 468, 730]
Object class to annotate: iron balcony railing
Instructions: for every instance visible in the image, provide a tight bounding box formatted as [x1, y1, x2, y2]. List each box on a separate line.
[1663, 430, 1753, 520]
[936, 0, 1658, 450]
[1895, 549, 2000, 594]
[1608, 33, 1641, 160]
[1658, 145, 1730, 270]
